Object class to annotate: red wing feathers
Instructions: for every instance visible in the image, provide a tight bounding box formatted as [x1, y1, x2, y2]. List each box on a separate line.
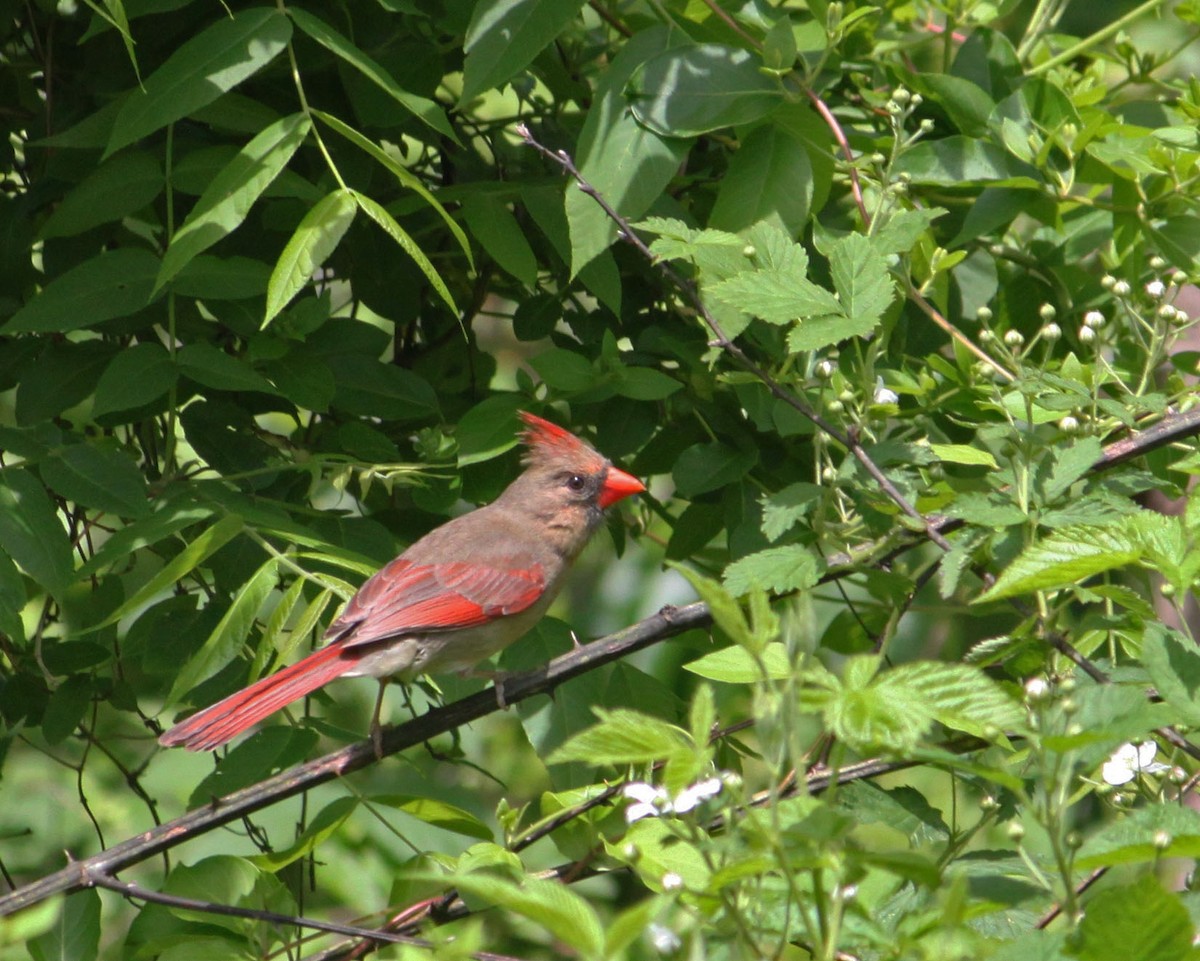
[327, 558, 546, 650]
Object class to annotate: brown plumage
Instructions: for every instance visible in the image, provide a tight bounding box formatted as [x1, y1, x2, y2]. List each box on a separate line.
[159, 412, 644, 753]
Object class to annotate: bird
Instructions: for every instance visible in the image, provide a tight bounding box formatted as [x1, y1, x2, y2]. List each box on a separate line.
[158, 411, 646, 754]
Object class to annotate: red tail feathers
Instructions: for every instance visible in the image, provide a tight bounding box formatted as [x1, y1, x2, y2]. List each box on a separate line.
[158, 643, 355, 752]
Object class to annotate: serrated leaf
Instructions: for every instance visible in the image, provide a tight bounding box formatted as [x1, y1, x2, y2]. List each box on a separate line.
[1140, 624, 1200, 726]
[0, 468, 73, 599]
[684, 643, 791, 682]
[1076, 804, 1200, 869]
[4, 248, 160, 333]
[978, 521, 1145, 602]
[157, 112, 311, 290]
[893, 661, 1023, 738]
[761, 482, 822, 541]
[263, 188, 357, 326]
[723, 545, 822, 597]
[287, 7, 456, 142]
[548, 707, 691, 765]
[449, 873, 604, 958]
[707, 267, 839, 325]
[107, 9, 291, 156]
[828, 232, 894, 331]
[1074, 875, 1192, 961]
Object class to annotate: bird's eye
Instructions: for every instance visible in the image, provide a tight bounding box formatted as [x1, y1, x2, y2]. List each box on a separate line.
[566, 474, 587, 492]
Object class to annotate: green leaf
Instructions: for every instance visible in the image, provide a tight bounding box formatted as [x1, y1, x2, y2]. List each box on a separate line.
[39, 443, 149, 518]
[685, 643, 791, 682]
[548, 707, 691, 765]
[252, 797, 358, 871]
[1074, 875, 1192, 961]
[157, 112, 311, 290]
[1077, 804, 1200, 870]
[761, 482, 822, 541]
[92, 343, 177, 419]
[173, 255, 271, 300]
[894, 661, 1023, 739]
[29, 889, 100, 961]
[263, 188, 357, 326]
[41, 675, 94, 744]
[0, 467, 73, 599]
[723, 545, 822, 597]
[456, 395, 525, 467]
[107, 8, 291, 156]
[310, 109, 471, 266]
[89, 514, 244, 631]
[710, 124, 813, 235]
[461, 0, 587, 104]
[448, 873, 604, 959]
[286, 7, 457, 142]
[177, 344, 276, 394]
[460, 194, 536, 287]
[978, 520, 1145, 602]
[613, 366, 681, 401]
[912, 73, 995, 137]
[351, 190, 458, 315]
[929, 443, 998, 468]
[372, 794, 494, 841]
[893, 136, 1040, 185]
[528, 349, 597, 393]
[40, 151, 163, 238]
[828, 232, 895, 333]
[1140, 624, 1200, 726]
[668, 562, 756, 652]
[167, 557, 279, 703]
[566, 26, 692, 275]
[707, 267, 840, 324]
[628, 44, 782, 137]
[327, 355, 439, 420]
[4, 248, 161, 333]
[673, 442, 757, 498]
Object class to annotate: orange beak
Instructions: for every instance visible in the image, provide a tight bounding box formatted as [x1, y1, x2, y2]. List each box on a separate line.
[599, 466, 645, 509]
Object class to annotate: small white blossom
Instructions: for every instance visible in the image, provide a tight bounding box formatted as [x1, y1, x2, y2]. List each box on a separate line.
[1102, 742, 1168, 786]
[1146, 279, 1166, 298]
[622, 777, 725, 822]
[648, 923, 681, 953]
[873, 377, 899, 405]
[1024, 677, 1050, 701]
[672, 777, 723, 813]
[622, 782, 669, 822]
[662, 872, 684, 891]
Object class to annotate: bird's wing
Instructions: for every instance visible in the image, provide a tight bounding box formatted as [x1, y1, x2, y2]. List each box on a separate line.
[326, 557, 546, 649]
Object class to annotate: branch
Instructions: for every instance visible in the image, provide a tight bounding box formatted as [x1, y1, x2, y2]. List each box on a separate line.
[0, 602, 709, 917]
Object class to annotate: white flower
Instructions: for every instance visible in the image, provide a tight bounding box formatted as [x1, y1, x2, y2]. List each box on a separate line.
[1024, 677, 1050, 701]
[873, 377, 899, 405]
[1101, 742, 1168, 786]
[648, 923, 682, 953]
[622, 782, 669, 822]
[672, 777, 723, 813]
[621, 777, 725, 822]
[1146, 279, 1166, 298]
[661, 872, 684, 891]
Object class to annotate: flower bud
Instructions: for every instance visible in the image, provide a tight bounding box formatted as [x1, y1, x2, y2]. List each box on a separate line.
[977, 306, 993, 323]
[1079, 325, 1096, 344]
[1146, 279, 1166, 298]
[1004, 329, 1025, 348]
[1112, 279, 1131, 297]
[1084, 310, 1105, 328]
[1007, 822, 1025, 842]
[1042, 322, 1062, 341]
[1150, 255, 1167, 270]
[1039, 303, 1057, 320]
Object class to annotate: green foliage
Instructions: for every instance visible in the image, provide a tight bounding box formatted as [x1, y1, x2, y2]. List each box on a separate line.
[3, 1, 1200, 959]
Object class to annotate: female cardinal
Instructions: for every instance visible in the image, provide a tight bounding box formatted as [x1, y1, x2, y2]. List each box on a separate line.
[159, 411, 645, 753]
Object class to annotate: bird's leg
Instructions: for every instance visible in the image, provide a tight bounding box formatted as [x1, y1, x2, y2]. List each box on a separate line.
[459, 666, 512, 708]
[370, 679, 388, 759]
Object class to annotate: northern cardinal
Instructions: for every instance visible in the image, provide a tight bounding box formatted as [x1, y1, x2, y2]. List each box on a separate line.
[159, 411, 645, 753]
